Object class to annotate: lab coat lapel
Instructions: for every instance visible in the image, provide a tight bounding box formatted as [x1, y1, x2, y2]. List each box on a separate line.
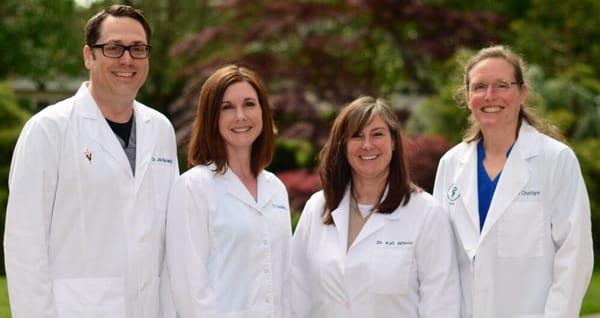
[454, 142, 480, 233]
[480, 124, 538, 240]
[350, 212, 384, 250]
[256, 172, 275, 211]
[350, 185, 389, 249]
[451, 142, 481, 260]
[133, 103, 154, 194]
[75, 84, 132, 178]
[331, 187, 386, 252]
[224, 168, 260, 212]
[345, 202, 385, 300]
[331, 190, 351, 255]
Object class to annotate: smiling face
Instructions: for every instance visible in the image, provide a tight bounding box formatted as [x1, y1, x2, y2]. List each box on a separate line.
[346, 115, 394, 184]
[467, 57, 527, 134]
[218, 81, 263, 156]
[83, 15, 149, 103]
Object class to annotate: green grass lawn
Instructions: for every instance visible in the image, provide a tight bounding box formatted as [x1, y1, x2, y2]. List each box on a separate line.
[0, 273, 598, 317]
[582, 271, 600, 315]
[0, 278, 9, 318]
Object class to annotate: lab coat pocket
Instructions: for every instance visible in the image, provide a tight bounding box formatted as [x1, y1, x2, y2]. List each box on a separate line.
[497, 202, 543, 258]
[53, 277, 126, 318]
[369, 248, 412, 295]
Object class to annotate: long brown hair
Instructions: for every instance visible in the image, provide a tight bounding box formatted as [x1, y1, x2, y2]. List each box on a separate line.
[458, 45, 563, 142]
[319, 96, 414, 225]
[187, 65, 275, 176]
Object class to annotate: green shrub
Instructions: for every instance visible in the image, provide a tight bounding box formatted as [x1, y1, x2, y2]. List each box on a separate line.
[270, 138, 317, 172]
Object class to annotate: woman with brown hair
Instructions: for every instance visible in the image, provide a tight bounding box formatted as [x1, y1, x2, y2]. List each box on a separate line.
[433, 45, 593, 317]
[292, 96, 460, 317]
[166, 65, 292, 317]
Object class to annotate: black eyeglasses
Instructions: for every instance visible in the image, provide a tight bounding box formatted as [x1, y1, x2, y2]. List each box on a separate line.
[91, 43, 151, 59]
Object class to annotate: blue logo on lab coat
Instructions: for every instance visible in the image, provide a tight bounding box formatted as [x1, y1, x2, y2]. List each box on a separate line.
[447, 184, 460, 202]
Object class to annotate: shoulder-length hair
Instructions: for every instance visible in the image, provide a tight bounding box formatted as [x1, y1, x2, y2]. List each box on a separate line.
[319, 96, 414, 225]
[457, 45, 563, 142]
[187, 64, 276, 176]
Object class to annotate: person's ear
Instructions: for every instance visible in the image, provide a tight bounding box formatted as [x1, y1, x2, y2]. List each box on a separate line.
[83, 45, 94, 70]
[518, 83, 528, 105]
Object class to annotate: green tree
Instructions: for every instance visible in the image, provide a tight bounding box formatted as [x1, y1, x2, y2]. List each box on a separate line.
[510, 0, 600, 94]
[167, 1, 505, 150]
[527, 66, 599, 140]
[0, 0, 84, 82]
[404, 50, 469, 143]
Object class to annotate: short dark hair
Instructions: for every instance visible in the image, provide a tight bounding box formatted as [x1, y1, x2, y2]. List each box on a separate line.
[85, 5, 152, 46]
[187, 65, 276, 177]
[319, 96, 414, 225]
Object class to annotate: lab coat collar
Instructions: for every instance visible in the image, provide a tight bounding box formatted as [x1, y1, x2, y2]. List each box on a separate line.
[74, 83, 134, 179]
[74, 83, 158, 191]
[76, 83, 101, 119]
[479, 122, 539, 240]
[222, 166, 275, 213]
[331, 188, 351, 253]
[331, 187, 385, 252]
[351, 213, 384, 250]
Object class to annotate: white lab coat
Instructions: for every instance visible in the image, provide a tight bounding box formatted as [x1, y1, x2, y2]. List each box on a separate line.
[291, 189, 460, 318]
[433, 122, 594, 318]
[4, 83, 179, 318]
[166, 164, 292, 318]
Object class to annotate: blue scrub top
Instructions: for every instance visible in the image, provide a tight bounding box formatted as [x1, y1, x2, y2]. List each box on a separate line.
[477, 140, 513, 230]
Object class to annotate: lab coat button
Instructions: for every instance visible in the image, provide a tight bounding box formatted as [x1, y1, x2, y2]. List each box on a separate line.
[263, 239, 268, 245]
[264, 268, 269, 274]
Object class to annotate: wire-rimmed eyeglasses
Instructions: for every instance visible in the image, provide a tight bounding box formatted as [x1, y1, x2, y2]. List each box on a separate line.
[469, 80, 520, 95]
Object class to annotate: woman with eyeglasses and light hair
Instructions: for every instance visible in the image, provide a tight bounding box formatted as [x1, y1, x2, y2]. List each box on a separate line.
[292, 96, 460, 317]
[166, 65, 292, 318]
[433, 45, 593, 317]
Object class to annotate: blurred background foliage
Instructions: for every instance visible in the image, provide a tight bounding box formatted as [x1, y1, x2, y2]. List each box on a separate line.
[0, 0, 598, 272]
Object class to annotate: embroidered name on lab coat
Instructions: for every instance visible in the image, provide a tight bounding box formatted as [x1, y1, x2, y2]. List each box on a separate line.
[376, 240, 413, 246]
[151, 156, 173, 165]
[517, 190, 541, 201]
[272, 203, 288, 211]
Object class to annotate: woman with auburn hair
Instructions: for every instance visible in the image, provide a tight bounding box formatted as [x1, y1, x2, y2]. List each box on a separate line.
[433, 45, 593, 317]
[292, 96, 460, 317]
[166, 65, 292, 317]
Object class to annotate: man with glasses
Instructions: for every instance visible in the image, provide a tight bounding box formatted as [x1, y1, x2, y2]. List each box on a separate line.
[5, 5, 178, 318]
